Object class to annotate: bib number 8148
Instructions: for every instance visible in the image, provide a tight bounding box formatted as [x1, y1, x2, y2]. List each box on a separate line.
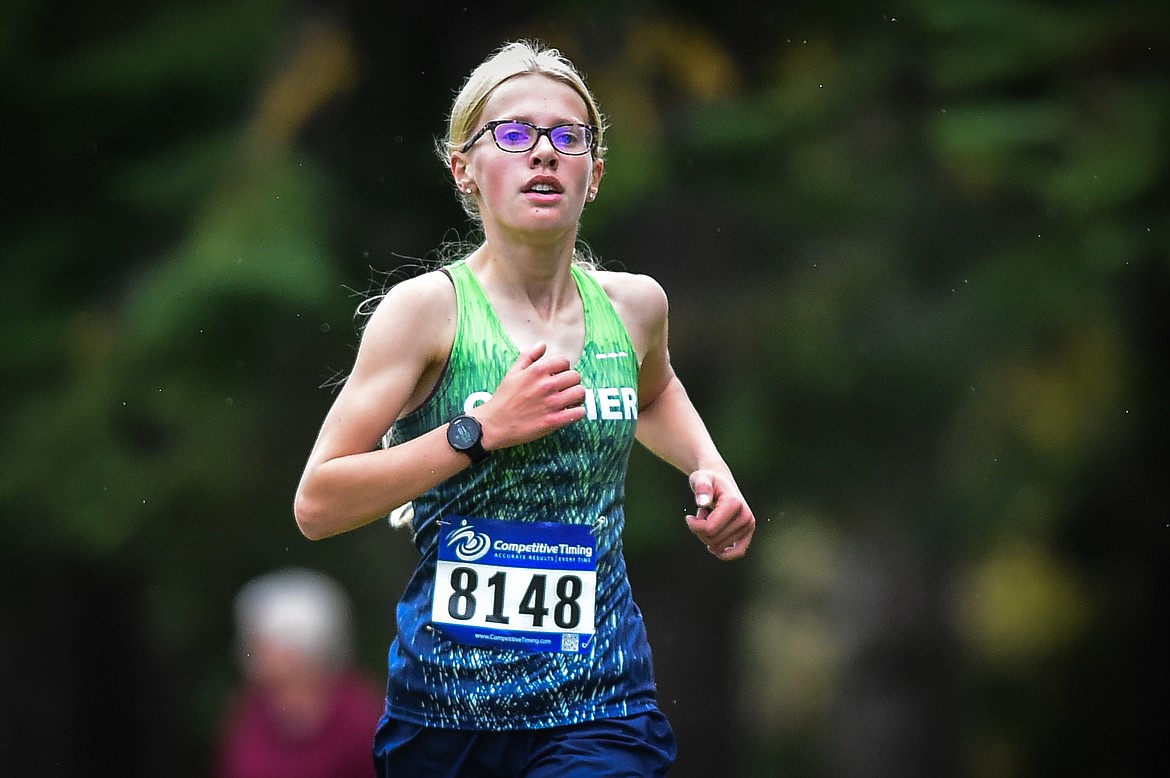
[447, 565, 583, 630]
[432, 559, 598, 638]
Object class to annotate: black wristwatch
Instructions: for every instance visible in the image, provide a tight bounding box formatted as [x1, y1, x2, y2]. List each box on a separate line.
[446, 414, 489, 464]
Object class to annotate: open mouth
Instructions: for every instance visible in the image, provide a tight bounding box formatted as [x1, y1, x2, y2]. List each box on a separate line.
[524, 178, 564, 195]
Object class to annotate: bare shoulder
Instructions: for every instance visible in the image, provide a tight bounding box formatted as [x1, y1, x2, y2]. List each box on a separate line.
[590, 269, 667, 316]
[328, 268, 458, 423]
[347, 268, 456, 388]
[588, 268, 668, 358]
[361, 269, 456, 348]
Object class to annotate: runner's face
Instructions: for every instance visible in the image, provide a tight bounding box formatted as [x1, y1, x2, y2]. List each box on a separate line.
[457, 74, 602, 237]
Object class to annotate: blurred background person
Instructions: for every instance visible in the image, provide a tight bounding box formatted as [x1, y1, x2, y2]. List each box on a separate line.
[215, 568, 384, 778]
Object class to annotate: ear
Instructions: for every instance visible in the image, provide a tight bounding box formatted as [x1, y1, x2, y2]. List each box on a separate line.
[588, 156, 604, 200]
[451, 152, 474, 193]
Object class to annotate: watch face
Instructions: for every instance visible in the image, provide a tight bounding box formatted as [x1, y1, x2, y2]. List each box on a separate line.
[448, 417, 479, 449]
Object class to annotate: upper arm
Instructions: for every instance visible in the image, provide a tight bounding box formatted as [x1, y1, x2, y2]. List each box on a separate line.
[303, 271, 456, 469]
[596, 270, 674, 408]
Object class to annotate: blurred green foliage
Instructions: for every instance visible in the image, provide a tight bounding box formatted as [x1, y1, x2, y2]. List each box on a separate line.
[1, 1, 1166, 776]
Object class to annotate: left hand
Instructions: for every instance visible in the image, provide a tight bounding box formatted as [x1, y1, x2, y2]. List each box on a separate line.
[684, 470, 755, 561]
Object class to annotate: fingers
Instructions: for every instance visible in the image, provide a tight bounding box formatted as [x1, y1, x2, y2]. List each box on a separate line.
[520, 351, 585, 412]
[686, 506, 753, 558]
[707, 528, 753, 561]
[684, 478, 755, 561]
[689, 471, 714, 510]
[509, 343, 577, 392]
[512, 341, 549, 371]
[482, 345, 586, 448]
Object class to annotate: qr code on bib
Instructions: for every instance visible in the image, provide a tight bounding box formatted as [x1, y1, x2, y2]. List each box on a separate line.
[561, 633, 580, 653]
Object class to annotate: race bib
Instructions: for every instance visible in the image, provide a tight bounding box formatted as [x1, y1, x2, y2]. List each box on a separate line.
[432, 516, 597, 654]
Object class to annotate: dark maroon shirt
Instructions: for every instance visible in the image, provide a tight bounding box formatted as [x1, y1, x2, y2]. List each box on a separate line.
[216, 672, 385, 778]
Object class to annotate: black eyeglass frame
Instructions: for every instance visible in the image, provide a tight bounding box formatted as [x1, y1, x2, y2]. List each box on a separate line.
[460, 120, 600, 156]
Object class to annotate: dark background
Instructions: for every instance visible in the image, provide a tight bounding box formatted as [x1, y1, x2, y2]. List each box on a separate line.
[2, 1, 1167, 776]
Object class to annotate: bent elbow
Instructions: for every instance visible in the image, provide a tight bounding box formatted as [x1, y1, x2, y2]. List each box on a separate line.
[293, 492, 332, 541]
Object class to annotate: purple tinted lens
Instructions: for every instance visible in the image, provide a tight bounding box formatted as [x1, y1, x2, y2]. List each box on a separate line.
[493, 122, 535, 150]
[550, 125, 589, 153]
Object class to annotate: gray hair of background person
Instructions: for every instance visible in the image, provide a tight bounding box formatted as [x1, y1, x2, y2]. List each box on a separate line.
[233, 568, 355, 671]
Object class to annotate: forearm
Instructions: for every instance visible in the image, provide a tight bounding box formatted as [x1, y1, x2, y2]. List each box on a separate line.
[635, 376, 733, 480]
[293, 426, 469, 540]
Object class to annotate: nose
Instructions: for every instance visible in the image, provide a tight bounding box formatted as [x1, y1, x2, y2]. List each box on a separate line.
[530, 132, 559, 168]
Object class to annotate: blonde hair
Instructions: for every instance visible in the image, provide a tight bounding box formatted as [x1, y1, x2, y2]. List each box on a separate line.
[351, 41, 605, 325]
[439, 40, 607, 222]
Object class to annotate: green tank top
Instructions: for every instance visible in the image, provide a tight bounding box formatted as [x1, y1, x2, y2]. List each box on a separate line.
[382, 258, 660, 730]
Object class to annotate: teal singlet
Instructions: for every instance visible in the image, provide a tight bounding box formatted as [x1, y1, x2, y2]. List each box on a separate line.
[380, 259, 660, 730]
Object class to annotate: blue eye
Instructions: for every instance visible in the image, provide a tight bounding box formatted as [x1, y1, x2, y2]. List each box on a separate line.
[550, 125, 585, 150]
[494, 122, 534, 148]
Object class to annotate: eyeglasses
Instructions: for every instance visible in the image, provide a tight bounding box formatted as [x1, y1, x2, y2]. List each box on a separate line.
[461, 120, 598, 156]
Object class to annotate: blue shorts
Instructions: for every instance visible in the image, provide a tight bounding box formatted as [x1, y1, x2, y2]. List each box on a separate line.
[373, 709, 677, 778]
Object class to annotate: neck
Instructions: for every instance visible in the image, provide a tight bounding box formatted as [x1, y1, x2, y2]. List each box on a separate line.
[467, 236, 579, 320]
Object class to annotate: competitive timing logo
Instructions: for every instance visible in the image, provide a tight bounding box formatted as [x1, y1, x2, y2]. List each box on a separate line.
[447, 521, 491, 562]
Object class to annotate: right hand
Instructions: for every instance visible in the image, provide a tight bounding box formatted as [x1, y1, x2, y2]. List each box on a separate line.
[475, 342, 587, 451]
